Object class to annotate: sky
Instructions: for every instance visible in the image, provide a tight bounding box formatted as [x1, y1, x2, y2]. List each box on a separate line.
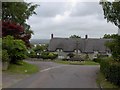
[26, 0, 118, 39]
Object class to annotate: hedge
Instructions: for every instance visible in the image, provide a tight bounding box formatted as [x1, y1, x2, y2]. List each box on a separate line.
[40, 52, 58, 60]
[100, 58, 120, 86]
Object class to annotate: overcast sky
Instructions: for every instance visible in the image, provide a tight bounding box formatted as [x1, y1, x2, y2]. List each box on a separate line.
[27, 1, 118, 39]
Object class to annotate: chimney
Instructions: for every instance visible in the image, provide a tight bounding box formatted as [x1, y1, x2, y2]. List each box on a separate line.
[85, 35, 88, 39]
[51, 34, 53, 39]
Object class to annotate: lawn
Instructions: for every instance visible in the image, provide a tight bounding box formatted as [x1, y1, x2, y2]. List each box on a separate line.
[54, 60, 99, 65]
[96, 72, 120, 88]
[5, 61, 39, 74]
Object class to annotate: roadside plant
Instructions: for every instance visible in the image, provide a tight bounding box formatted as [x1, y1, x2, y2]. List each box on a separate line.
[2, 35, 27, 64]
[2, 49, 10, 62]
[105, 35, 120, 61]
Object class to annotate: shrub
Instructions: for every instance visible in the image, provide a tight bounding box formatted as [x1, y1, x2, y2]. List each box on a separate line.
[48, 53, 58, 60]
[93, 54, 110, 63]
[100, 58, 120, 86]
[40, 52, 58, 60]
[2, 35, 27, 63]
[67, 53, 74, 58]
[2, 49, 10, 62]
[40, 52, 49, 59]
[33, 44, 48, 52]
[93, 58, 101, 63]
[84, 54, 90, 60]
[28, 51, 36, 58]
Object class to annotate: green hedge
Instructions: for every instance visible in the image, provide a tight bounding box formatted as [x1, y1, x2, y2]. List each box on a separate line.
[93, 58, 101, 63]
[40, 52, 58, 60]
[28, 51, 36, 58]
[100, 58, 120, 86]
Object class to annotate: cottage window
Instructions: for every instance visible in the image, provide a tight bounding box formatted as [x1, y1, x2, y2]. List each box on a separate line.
[57, 49, 59, 52]
[74, 50, 77, 53]
[78, 50, 81, 53]
[94, 51, 98, 54]
[56, 49, 63, 52]
[74, 49, 81, 53]
[60, 49, 63, 52]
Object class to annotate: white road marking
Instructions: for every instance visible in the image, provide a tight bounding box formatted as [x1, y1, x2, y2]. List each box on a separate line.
[40, 65, 67, 72]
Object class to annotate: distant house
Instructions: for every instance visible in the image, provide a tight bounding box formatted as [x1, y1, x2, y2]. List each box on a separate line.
[48, 34, 112, 60]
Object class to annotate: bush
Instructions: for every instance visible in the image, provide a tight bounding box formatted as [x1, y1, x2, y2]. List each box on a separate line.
[40, 52, 58, 60]
[100, 58, 120, 86]
[93, 58, 101, 63]
[93, 54, 109, 63]
[33, 44, 48, 52]
[2, 36, 27, 63]
[48, 53, 58, 60]
[67, 53, 74, 58]
[40, 52, 49, 59]
[28, 51, 36, 58]
[2, 49, 10, 62]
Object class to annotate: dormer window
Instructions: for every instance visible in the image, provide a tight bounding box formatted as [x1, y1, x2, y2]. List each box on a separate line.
[60, 49, 63, 52]
[74, 49, 81, 53]
[74, 50, 77, 53]
[56, 49, 63, 52]
[78, 50, 81, 53]
[57, 49, 59, 52]
[94, 51, 98, 54]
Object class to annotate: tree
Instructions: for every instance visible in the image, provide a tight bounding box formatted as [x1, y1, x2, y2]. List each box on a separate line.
[33, 44, 48, 53]
[103, 34, 118, 39]
[105, 35, 120, 61]
[69, 35, 81, 38]
[100, 0, 120, 61]
[2, 35, 27, 63]
[2, 21, 24, 37]
[100, 0, 120, 29]
[2, 2, 38, 25]
[2, 2, 38, 47]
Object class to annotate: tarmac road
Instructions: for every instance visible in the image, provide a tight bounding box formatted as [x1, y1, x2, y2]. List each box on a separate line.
[10, 61, 100, 88]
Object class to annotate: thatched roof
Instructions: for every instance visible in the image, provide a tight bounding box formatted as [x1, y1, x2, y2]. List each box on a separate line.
[48, 38, 111, 53]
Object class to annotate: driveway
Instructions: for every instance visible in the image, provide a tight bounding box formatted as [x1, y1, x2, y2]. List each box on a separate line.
[9, 61, 100, 88]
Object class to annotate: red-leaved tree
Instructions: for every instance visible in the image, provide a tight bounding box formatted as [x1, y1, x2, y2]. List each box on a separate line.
[1, 2, 38, 47]
[2, 21, 31, 47]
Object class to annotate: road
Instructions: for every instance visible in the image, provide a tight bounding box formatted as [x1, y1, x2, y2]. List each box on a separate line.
[10, 61, 100, 88]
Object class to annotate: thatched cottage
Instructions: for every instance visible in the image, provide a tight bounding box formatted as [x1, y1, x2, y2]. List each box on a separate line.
[48, 34, 112, 60]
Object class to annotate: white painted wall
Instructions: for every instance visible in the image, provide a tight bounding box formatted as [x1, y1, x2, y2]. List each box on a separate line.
[118, 27, 120, 35]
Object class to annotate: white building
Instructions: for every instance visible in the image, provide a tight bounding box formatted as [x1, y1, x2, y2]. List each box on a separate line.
[118, 27, 120, 35]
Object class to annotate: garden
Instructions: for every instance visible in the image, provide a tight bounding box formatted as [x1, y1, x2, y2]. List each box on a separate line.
[1, 2, 39, 74]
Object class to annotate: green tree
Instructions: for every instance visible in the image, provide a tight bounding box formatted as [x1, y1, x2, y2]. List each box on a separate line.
[69, 35, 81, 38]
[2, 2, 38, 46]
[103, 34, 118, 39]
[105, 35, 120, 61]
[2, 2, 38, 25]
[100, 0, 120, 61]
[33, 44, 48, 53]
[2, 35, 27, 63]
[100, 0, 120, 29]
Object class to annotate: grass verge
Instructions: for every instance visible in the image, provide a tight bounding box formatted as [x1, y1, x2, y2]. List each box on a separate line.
[54, 60, 99, 65]
[5, 61, 39, 74]
[96, 72, 120, 88]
